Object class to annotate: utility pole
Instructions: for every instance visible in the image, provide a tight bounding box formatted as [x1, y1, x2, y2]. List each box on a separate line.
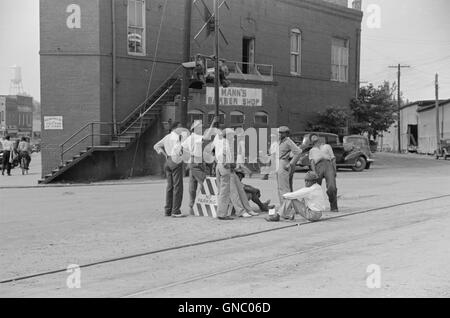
[435, 73, 441, 153]
[389, 64, 410, 153]
[214, 0, 220, 127]
[180, 0, 192, 127]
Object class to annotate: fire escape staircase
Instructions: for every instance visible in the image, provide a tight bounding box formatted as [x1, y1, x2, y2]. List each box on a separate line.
[39, 67, 182, 184]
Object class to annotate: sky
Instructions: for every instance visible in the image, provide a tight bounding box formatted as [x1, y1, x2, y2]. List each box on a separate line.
[0, 0, 449, 103]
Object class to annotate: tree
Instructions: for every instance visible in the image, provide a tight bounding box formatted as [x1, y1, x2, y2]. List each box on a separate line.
[307, 82, 398, 140]
[350, 82, 397, 140]
[307, 107, 350, 135]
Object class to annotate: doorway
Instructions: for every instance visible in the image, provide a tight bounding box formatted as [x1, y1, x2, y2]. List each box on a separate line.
[242, 37, 255, 74]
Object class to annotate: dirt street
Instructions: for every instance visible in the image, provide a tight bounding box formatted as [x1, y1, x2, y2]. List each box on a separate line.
[0, 153, 449, 298]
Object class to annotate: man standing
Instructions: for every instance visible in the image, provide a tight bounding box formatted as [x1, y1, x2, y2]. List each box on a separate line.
[309, 134, 338, 212]
[1, 136, 13, 176]
[154, 122, 186, 218]
[276, 126, 302, 219]
[182, 118, 218, 215]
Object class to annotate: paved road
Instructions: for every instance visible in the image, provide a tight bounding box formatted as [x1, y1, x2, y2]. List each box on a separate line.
[1, 153, 449, 297]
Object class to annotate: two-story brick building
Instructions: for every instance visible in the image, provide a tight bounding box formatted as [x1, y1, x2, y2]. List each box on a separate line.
[0, 95, 34, 139]
[39, 0, 363, 183]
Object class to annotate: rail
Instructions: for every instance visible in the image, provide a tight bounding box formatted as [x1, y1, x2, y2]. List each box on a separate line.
[59, 66, 183, 165]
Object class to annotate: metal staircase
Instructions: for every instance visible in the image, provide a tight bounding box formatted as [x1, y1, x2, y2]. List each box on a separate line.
[39, 67, 182, 184]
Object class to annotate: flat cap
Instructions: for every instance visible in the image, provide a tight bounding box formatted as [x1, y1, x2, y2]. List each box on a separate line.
[305, 171, 319, 181]
[278, 126, 290, 133]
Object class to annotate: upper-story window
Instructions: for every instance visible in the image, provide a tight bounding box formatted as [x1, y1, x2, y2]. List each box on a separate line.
[290, 29, 302, 75]
[128, 0, 146, 56]
[331, 37, 349, 82]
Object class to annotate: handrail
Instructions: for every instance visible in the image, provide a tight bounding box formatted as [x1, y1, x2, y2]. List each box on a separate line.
[120, 77, 181, 137]
[58, 66, 183, 165]
[61, 121, 112, 151]
[118, 65, 182, 128]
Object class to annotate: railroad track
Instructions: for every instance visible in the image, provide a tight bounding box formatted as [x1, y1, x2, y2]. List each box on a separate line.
[1, 194, 450, 288]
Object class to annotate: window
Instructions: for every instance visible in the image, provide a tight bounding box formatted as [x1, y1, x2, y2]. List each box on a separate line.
[331, 37, 349, 82]
[254, 111, 269, 125]
[290, 29, 302, 75]
[128, 0, 146, 55]
[208, 111, 225, 125]
[188, 110, 204, 126]
[230, 111, 245, 126]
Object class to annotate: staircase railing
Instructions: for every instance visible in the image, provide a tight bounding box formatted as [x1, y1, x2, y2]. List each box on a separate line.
[118, 66, 182, 133]
[59, 66, 182, 165]
[60, 122, 115, 165]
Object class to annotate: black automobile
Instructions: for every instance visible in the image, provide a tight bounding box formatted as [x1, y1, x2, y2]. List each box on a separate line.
[291, 132, 374, 172]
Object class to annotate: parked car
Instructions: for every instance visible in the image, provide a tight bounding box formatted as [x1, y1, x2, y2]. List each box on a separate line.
[291, 132, 374, 172]
[343, 135, 375, 169]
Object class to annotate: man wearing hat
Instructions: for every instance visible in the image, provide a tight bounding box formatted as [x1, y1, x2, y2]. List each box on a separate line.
[276, 126, 303, 218]
[309, 134, 338, 212]
[266, 171, 326, 222]
[182, 117, 219, 215]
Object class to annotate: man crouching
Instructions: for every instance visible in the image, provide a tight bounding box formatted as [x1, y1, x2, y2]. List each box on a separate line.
[266, 171, 326, 222]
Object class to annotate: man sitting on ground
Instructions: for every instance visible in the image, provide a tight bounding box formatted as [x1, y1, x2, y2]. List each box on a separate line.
[266, 171, 326, 222]
[234, 167, 275, 213]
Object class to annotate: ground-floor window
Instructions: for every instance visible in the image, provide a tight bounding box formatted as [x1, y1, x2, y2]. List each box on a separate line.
[208, 111, 226, 125]
[230, 111, 245, 126]
[188, 110, 204, 126]
[254, 111, 269, 125]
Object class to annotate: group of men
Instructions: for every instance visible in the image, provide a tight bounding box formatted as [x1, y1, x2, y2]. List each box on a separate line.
[154, 121, 339, 222]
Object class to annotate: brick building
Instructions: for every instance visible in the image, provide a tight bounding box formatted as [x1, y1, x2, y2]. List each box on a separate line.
[0, 95, 33, 139]
[39, 0, 363, 183]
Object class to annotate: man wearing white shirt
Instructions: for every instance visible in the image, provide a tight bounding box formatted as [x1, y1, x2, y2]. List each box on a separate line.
[154, 122, 186, 218]
[182, 118, 218, 215]
[266, 171, 325, 222]
[1, 136, 13, 176]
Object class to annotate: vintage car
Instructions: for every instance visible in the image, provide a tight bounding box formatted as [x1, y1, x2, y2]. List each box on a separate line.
[291, 132, 374, 172]
[435, 139, 450, 160]
[343, 135, 375, 168]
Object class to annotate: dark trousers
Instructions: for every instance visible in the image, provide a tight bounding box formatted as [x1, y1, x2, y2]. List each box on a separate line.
[316, 160, 338, 211]
[164, 159, 184, 215]
[189, 163, 207, 208]
[2, 151, 11, 175]
[19, 152, 31, 170]
[244, 185, 268, 212]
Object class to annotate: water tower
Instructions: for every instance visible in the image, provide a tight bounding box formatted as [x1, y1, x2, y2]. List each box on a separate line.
[9, 65, 24, 95]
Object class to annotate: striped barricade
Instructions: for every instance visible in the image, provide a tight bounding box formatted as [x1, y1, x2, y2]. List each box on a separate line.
[192, 177, 233, 218]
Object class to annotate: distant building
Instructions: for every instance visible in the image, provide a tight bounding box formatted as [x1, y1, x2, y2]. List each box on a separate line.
[0, 95, 33, 139]
[379, 99, 450, 154]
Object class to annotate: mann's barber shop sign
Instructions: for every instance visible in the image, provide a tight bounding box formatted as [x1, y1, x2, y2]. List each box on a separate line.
[206, 87, 262, 107]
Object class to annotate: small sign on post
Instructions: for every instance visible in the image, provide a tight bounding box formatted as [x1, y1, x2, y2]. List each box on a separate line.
[44, 116, 63, 130]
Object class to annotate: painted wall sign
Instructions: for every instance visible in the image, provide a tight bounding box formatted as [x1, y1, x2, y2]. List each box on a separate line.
[44, 116, 63, 130]
[206, 87, 262, 107]
[66, 4, 81, 29]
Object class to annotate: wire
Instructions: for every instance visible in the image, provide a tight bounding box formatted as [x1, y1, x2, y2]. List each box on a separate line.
[145, 0, 169, 99]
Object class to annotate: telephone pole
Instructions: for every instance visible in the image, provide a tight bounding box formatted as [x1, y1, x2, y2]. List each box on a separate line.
[214, 0, 220, 127]
[389, 64, 410, 153]
[180, 0, 192, 127]
[435, 73, 441, 153]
